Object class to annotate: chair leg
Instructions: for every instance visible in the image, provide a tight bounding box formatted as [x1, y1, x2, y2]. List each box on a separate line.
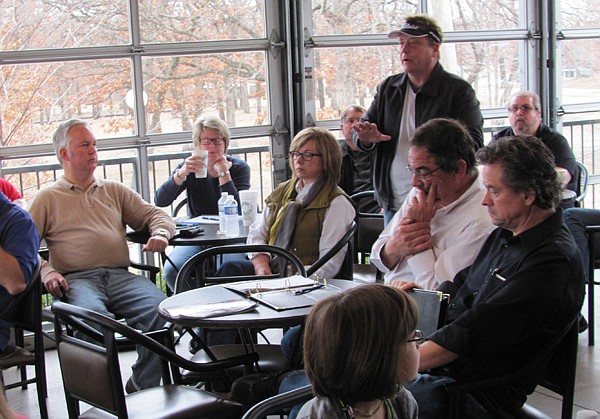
[588, 234, 595, 346]
[589, 278, 595, 346]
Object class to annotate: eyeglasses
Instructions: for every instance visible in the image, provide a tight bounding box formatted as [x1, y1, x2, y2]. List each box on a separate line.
[407, 330, 425, 345]
[200, 138, 224, 145]
[289, 151, 323, 161]
[508, 105, 536, 113]
[406, 165, 442, 180]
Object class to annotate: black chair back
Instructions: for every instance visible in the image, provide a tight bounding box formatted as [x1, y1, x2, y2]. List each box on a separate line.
[306, 221, 357, 280]
[242, 384, 313, 419]
[51, 301, 252, 418]
[174, 244, 307, 294]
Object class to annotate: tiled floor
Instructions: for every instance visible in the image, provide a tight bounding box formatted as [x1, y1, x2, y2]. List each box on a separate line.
[4, 300, 600, 418]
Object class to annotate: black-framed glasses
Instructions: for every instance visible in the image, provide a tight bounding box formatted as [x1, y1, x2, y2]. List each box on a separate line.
[406, 165, 442, 180]
[200, 138, 224, 145]
[508, 105, 535, 113]
[407, 330, 425, 345]
[289, 151, 323, 161]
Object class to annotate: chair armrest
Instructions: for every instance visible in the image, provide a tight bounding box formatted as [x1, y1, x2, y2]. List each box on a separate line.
[241, 384, 313, 419]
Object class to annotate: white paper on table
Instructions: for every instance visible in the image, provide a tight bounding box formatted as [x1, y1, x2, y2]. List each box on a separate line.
[163, 299, 258, 319]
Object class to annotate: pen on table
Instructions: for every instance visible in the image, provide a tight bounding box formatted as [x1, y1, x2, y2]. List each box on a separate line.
[490, 268, 507, 282]
[201, 216, 220, 221]
[294, 284, 325, 295]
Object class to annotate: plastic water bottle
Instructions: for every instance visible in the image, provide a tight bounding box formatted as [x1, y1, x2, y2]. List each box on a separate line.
[218, 192, 229, 233]
[224, 195, 239, 237]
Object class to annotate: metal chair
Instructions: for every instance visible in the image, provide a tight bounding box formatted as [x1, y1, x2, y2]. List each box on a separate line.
[305, 220, 357, 280]
[172, 197, 188, 217]
[575, 161, 588, 207]
[241, 384, 313, 419]
[444, 317, 579, 419]
[51, 301, 250, 418]
[0, 255, 48, 419]
[585, 225, 600, 346]
[350, 191, 384, 283]
[173, 244, 307, 391]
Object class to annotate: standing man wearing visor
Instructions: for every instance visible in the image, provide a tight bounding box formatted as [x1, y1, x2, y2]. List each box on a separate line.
[353, 14, 484, 224]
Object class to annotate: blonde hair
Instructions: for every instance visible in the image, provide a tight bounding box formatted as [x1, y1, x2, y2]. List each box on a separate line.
[192, 116, 231, 151]
[289, 127, 342, 184]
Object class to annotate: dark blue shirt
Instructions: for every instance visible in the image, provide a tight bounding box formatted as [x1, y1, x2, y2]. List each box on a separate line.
[154, 155, 250, 216]
[0, 192, 40, 308]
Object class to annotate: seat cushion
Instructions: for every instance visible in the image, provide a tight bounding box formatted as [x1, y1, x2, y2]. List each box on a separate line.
[181, 344, 288, 385]
[80, 385, 245, 418]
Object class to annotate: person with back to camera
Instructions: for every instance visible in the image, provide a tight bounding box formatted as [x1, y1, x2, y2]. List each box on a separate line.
[154, 115, 250, 292]
[296, 284, 420, 419]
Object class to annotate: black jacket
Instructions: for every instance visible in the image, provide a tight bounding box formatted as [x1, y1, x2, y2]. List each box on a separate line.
[357, 63, 483, 211]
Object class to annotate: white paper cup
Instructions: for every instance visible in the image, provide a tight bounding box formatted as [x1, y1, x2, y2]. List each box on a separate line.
[239, 190, 259, 226]
[556, 168, 568, 189]
[191, 149, 208, 178]
[576, 410, 598, 419]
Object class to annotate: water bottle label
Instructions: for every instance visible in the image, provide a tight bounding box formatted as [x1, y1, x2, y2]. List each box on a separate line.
[224, 205, 238, 215]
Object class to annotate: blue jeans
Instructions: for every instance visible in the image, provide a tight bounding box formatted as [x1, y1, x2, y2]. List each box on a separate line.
[164, 245, 205, 292]
[563, 207, 600, 282]
[405, 373, 496, 419]
[64, 268, 166, 389]
[279, 370, 310, 419]
[384, 209, 397, 226]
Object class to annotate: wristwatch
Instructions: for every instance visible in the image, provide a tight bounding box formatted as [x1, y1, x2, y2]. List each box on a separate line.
[153, 229, 170, 239]
[218, 170, 230, 178]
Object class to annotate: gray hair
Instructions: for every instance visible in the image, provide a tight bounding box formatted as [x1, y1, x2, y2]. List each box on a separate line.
[52, 119, 90, 164]
[340, 105, 367, 123]
[192, 116, 231, 151]
[508, 91, 542, 111]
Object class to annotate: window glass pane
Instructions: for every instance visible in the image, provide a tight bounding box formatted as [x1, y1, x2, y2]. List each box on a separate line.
[139, 0, 266, 43]
[143, 52, 268, 134]
[560, 39, 600, 106]
[1, 148, 138, 203]
[0, 0, 129, 51]
[440, 0, 522, 31]
[311, 41, 520, 121]
[560, 0, 600, 29]
[0, 59, 134, 147]
[311, 0, 521, 36]
[311, 0, 417, 36]
[450, 40, 521, 109]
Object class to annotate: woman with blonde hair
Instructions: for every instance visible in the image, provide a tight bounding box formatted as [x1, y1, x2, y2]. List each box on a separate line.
[219, 126, 355, 279]
[155, 116, 250, 291]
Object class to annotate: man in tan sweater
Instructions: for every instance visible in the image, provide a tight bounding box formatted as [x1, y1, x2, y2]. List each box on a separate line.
[29, 119, 175, 392]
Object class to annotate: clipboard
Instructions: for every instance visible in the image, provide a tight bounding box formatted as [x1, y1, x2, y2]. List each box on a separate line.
[407, 288, 449, 337]
[225, 276, 344, 311]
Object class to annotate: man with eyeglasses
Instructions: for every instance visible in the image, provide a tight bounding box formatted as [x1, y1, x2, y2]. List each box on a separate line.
[493, 91, 578, 193]
[404, 136, 584, 418]
[353, 14, 483, 225]
[370, 118, 494, 290]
